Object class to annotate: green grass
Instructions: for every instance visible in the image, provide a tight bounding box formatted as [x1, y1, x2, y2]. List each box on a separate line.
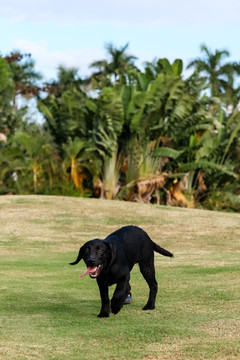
[0, 195, 240, 360]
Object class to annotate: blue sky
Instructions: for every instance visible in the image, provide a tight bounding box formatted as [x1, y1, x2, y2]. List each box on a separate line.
[1, 0, 240, 82]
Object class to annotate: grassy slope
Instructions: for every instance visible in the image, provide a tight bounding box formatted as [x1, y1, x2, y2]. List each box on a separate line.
[0, 195, 239, 360]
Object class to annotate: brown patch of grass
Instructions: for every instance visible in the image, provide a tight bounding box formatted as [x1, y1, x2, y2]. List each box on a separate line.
[204, 318, 240, 340]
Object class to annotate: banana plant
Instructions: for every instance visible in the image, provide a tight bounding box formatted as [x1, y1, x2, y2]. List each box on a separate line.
[175, 106, 239, 207]
[118, 70, 196, 202]
[38, 89, 96, 154]
[10, 131, 55, 193]
[62, 137, 93, 191]
[91, 87, 124, 199]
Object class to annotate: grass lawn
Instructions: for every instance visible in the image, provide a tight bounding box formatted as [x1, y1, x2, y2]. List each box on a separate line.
[0, 195, 239, 360]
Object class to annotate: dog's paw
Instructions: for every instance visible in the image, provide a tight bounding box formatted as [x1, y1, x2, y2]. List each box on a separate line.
[142, 304, 155, 311]
[97, 311, 110, 318]
[111, 300, 122, 314]
[111, 307, 121, 314]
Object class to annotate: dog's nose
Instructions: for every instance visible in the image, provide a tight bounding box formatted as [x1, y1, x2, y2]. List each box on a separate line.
[88, 258, 96, 266]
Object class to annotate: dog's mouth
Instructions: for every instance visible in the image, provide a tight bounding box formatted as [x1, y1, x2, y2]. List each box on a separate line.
[79, 265, 103, 278]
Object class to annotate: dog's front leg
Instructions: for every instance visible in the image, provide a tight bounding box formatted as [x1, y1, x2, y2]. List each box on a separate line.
[111, 277, 130, 315]
[97, 279, 110, 318]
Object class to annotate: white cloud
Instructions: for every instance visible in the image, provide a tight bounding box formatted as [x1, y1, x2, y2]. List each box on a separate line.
[10, 38, 105, 80]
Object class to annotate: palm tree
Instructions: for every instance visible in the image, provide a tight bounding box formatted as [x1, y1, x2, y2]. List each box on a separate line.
[105, 43, 137, 80]
[89, 43, 138, 87]
[187, 44, 238, 100]
[50, 65, 83, 91]
[221, 64, 240, 107]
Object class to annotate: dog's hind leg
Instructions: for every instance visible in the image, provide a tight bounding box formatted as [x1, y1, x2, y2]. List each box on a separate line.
[139, 261, 158, 310]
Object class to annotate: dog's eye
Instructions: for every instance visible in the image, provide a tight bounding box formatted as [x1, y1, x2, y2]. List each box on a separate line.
[97, 249, 103, 254]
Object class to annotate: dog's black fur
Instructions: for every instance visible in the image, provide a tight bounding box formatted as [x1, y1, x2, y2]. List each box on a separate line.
[70, 225, 173, 317]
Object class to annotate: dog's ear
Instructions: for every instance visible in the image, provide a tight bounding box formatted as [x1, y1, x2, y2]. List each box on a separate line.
[103, 241, 116, 269]
[69, 247, 83, 265]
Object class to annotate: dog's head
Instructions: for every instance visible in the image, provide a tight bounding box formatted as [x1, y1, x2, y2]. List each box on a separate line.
[70, 239, 115, 278]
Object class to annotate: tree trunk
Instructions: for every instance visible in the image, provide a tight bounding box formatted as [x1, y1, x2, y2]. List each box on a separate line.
[33, 167, 37, 194]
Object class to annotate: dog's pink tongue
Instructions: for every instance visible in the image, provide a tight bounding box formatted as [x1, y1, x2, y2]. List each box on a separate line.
[79, 267, 97, 278]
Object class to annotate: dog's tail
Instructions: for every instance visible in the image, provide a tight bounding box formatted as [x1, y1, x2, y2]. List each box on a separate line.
[153, 242, 173, 257]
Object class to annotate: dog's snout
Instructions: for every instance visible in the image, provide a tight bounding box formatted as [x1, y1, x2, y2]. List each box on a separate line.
[87, 257, 96, 266]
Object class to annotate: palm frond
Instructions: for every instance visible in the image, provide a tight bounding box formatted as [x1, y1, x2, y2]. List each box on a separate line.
[180, 160, 238, 178]
[153, 147, 183, 159]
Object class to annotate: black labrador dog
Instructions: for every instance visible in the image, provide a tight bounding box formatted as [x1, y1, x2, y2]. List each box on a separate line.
[70, 225, 173, 317]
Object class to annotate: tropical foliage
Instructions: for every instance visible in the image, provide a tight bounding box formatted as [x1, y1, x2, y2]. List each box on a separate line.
[0, 44, 240, 211]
